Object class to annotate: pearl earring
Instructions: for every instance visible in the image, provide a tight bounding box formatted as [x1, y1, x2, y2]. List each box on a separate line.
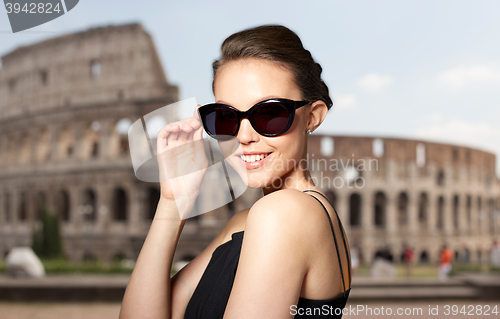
[307, 129, 312, 135]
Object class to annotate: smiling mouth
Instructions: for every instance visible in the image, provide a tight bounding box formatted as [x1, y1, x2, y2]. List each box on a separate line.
[238, 153, 271, 163]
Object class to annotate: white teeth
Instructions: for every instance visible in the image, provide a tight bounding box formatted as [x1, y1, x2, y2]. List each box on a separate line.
[239, 153, 268, 163]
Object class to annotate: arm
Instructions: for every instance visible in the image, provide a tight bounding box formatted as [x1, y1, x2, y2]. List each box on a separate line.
[120, 108, 210, 318]
[223, 190, 317, 319]
[119, 198, 185, 319]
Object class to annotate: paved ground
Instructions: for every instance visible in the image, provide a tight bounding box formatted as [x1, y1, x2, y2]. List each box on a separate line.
[0, 300, 498, 319]
[1, 273, 499, 318]
[0, 302, 121, 319]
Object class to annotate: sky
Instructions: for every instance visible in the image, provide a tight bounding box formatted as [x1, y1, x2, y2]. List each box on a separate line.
[1, 0, 499, 177]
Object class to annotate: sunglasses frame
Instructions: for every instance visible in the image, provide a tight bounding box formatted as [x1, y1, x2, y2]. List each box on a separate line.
[198, 98, 311, 141]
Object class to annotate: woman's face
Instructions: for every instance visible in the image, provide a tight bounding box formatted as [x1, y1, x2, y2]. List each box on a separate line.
[213, 58, 310, 189]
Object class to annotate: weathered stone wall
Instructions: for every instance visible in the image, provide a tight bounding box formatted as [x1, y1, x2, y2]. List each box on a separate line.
[307, 134, 500, 264]
[0, 23, 184, 262]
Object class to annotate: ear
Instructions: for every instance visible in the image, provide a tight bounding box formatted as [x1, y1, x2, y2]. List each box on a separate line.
[306, 100, 328, 132]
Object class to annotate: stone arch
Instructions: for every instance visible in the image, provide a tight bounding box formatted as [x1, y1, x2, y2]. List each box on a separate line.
[349, 193, 361, 226]
[437, 196, 445, 230]
[55, 190, 70, 222]
[397, 192, 409, 226]
[90, 59, 101, 78]
[110, 118, 132, 157]
[466, 195, 472, 227]
[18, 191, 27, 221]
[436, 169, 445, 186]
[146, 187, 160, 220]
[81, 189, 97, 222]
[112, 187, 128, 221]
[19, 133, 30, 164]
[82, 121, 101, 159]
[58, 125, 74, 159]
[35, 191, 47, 221]
[7, 135, 16, 165]
[4, 191, 11, 222]
[418, 192, 428, 225]
[453, 195, 460, 230]
[374, 192, 386, 228]
[477, 196, 482, 225]
[488, 198, 495, 234]
[325, 190, 336, 208]
[36, 128, 50, 162]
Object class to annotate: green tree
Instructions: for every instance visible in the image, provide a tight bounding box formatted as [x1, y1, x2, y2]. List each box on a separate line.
[32, 207, 65, 259]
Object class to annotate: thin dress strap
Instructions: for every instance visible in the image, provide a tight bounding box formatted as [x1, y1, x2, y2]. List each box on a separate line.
[303, 189, 351, 294]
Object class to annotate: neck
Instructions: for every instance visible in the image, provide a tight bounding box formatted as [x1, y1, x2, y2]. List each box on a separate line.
[262, 159, 317, 196]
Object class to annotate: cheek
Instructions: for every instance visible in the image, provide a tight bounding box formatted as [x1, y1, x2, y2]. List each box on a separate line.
[218, 139, 241, 158]
[268, 137, 304, 167]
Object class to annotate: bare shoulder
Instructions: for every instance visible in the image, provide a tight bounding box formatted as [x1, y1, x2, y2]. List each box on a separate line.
[218, 208, 250, 242]
[245, 189, 330, 244]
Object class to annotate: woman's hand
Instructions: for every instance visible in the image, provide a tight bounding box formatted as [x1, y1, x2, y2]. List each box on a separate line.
[156, 105, 208, 219]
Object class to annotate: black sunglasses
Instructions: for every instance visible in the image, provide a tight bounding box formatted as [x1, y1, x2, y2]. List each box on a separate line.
[198, 98, 310, 141]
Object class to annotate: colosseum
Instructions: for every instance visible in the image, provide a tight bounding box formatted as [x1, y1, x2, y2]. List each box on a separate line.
[0, 23, 499, 266]
[306, 135, 499, 264]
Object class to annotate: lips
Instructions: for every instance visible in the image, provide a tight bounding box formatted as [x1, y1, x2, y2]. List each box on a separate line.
[235, 152, 273, 169]
[238, 153, 270, 163]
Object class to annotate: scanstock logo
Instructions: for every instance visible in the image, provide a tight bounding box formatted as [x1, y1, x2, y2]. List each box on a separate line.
[4, 0, 79, 33]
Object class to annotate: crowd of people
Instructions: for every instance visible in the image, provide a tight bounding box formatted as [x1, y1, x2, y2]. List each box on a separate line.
[351, 240, 500, 281]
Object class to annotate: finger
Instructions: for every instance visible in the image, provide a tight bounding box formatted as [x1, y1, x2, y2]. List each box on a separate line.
[193, 125, 203, 141]
[164, 123, 182, 133]
[179, 122, 193, 133]
[157, 124, 171, 139]
[166, 131, 178, 147]
[186, 117, 201, 129]
[177, 130, 189, 143]
[193, 104, 202, 120]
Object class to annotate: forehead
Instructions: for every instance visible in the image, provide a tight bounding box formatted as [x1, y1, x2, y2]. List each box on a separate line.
[213, 58, 301, 109]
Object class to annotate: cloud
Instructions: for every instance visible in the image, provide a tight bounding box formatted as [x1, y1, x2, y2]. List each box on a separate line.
[436, 64, 500, 90]
[356, 73, 393, 92]
[333, 94, 357, 110]
[413, 115, 500, 177]
[418, 111, 443, 124]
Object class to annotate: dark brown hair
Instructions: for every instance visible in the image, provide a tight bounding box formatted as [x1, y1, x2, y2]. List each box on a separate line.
[212, 25, 333, 110]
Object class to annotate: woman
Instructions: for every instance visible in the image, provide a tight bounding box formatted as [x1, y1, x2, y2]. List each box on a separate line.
[120, 24, 351, 319]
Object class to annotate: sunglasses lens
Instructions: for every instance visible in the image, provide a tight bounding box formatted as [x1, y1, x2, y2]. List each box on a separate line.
[204, 106, 239, 139]
[252, 102, 290, 135]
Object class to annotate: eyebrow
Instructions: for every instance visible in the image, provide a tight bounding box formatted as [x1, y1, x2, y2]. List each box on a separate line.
[215, 95, 285, 107]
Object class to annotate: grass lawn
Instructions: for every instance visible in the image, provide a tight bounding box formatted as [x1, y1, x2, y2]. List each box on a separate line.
[356, 262, 496, 279]
[1, 259, 499, 277]
[0, 259, 133, 274]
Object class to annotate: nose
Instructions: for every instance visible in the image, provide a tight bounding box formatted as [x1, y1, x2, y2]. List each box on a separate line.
[236, 118, 259, 144]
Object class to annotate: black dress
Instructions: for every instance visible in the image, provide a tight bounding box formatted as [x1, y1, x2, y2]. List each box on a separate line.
[184, 190, 351, 318]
